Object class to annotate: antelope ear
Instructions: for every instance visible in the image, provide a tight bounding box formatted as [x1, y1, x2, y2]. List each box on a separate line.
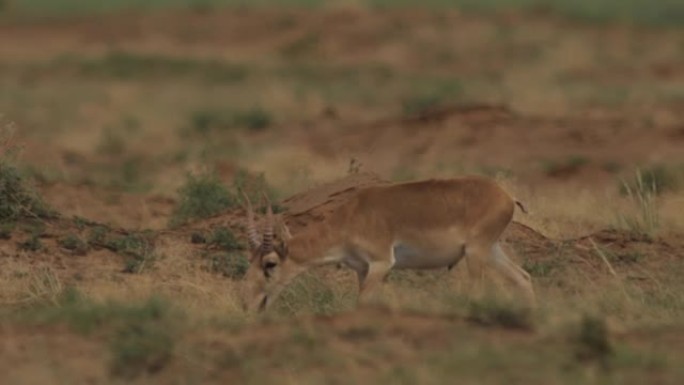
[279, 221, 293, 241]
[275, 242, 289, 261]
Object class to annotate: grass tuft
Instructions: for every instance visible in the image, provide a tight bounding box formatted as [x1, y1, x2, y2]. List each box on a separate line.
[615, 169, 660, 237]
[574, 314, 613, 364]
[0, 126, 54, 224]
[169, 171, 238, 227]
[205, 252, 250, 279]
[467, 297, 533, 330]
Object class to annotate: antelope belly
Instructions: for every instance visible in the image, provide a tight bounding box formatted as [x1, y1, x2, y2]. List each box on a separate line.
[392, 242, 465, 270]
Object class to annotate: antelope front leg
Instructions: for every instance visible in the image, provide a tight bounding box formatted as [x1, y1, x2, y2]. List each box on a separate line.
[356, 248, 395, 305]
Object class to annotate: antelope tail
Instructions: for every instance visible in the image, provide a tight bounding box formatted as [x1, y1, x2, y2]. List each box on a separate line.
[515, 200, 528, 214]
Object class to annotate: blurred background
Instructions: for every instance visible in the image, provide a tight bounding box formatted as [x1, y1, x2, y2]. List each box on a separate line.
[1, 0, 683, 233]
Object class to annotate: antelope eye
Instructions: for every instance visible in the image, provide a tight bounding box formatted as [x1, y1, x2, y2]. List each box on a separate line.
[263, 261, 278, 278]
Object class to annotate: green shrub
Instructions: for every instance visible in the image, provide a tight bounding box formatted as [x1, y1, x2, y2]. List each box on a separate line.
[232, 107, 272, 131]
[467, 297, 533, 330]
[21, 289, 176, 379]
[59, 233, 88, 254]
[522, 260, 559, 277]
[18, 233, 43, 252]
[574, 315, 613, 364]
[0, 221, 13, 239]
[110, 322, 174, 378]
[169, 172, 238, 227]
[232, 168, 280, 206]
[107, 234, 157, 274]
[0, 160, 53, 222]
[209, 226, 244, 251]
[206, 252, 249, 279]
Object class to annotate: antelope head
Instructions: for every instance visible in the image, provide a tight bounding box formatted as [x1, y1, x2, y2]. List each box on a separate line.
[240, 193, 294, 313]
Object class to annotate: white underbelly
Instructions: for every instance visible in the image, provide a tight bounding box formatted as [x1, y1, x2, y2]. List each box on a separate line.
[392, 242, 465, 270]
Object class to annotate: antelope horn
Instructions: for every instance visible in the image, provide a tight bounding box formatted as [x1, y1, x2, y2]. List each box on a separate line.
[242, 191, 261, 251]
[261, 192, 274, 252]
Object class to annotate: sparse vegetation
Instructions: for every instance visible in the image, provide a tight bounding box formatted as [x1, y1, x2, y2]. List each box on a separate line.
[205, 251, 249, 279]
[522, 259, 559, 277]
[467, 297, 533, 330]
[574, 315, 613, 365]
[0, 128, 53, 224]
[616, 169, 661, 237]
[186, 107, 272, 135]
[208, 226, 243, 251]
[58, 233, 89, 254]
[169, 171, 238, 227]
[59, 52, 248, 83]
[110, 318, 174, 378]
[619, 165, 681, 196]
[18, 232, 43, 251]
[274, 272, 352, 316]
[401, 80, 463, 116]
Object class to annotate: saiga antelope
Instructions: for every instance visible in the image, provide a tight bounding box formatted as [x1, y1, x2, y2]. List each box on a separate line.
[240, 176, 535, 312]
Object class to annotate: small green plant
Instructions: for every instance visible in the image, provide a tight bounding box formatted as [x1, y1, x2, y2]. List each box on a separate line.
[467, 297, 533, 330]
[0, 130, 53, 222]
[232, 107, 272, 131]
[232, 168, 281, 211]
[206, 252, 249, 279]
[169, 171, 238, 227]
[0, 221, 13, 239]
[613, 251, 644, 264]
[115, 156, 146, 192]
[106, 234, 156, 274]
[522, 260, 558, 277]
[209, 227, 244, 251]
[188, 109, 226, 135]
[18, 233, 43, 251]
[190, 231, 206, 244]
[87, 225, 109, 245]
[110, 321, 174, 379]
[347, 158, 362, 175]
[402, 93, 443, 116]
[596, 245, 644, 265]
[58, 233, 88, 255]
[185, 107, 272, 137]
[73, 215, 94, 230]
[574, 315, 613, 364]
